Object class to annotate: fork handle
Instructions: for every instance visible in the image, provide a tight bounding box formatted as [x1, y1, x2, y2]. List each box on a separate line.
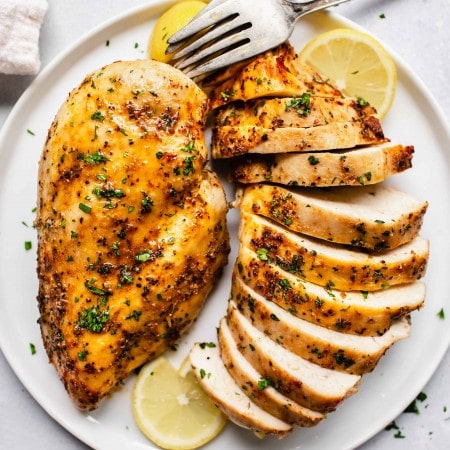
[286, 0, 325, 3]
[284, 0, 350, 15]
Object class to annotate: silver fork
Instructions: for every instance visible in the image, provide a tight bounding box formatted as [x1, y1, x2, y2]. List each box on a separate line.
[166, 0, 350, 78]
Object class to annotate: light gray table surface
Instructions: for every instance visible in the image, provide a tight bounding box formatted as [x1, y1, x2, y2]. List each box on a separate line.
[1, 1, 449, 449]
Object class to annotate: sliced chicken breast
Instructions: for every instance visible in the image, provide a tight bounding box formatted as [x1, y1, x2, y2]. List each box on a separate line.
[235, 183, 428, 251]
[232, 276, 411, 375]
[226, 301, 361, 412]
[236, 246, 425, 336]
[212, 120, 386, 159]
[214, 96, 378, 129]
[189, 343, 292, 435]
[238, 211, 429, 291]
[208, 42, 342, 109]
[218, 317, 325, 426]
[230, 143, 414, 187]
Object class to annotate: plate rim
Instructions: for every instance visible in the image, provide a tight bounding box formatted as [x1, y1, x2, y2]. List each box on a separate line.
[1, 1, 450, 449]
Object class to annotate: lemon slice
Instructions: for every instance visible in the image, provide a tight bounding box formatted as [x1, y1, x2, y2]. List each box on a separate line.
[132, 356, 227, 450]
[149, 1, 207, 63]
[299, 28, 397, 118]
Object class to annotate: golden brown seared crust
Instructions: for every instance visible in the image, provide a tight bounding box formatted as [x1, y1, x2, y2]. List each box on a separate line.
[236, 183, 428, 251]
[232, 276, 411, 375]
[234, 247, 425, 337]
[36, 60, 229, 410]
[226, 301, 361, 413]
[211, 119, 386, 159]
[208, 42, 342, 109]
[230, 143, 414, 187]
[214, 96, 378, 129]
[238, 211, 429, 291]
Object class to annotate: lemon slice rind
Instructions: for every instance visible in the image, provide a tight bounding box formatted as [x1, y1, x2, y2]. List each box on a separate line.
[299, 28, 397, 119]
[132, 356, 226, 450]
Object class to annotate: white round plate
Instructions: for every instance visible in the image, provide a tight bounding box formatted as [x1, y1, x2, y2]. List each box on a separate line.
[0, 2, 449, 449]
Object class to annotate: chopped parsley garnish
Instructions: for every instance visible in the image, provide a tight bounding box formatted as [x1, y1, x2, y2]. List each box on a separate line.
[183, 156, 196, 176]
[357, 97, 369, 106]
[220, 90, 235, 101]
[308, 155, 320, 165]
[77, 306, 110, 333]
[26, 129, 35, 136]
[135, 249, 158, 263]
[141, 193, 153, 213]
[385, 421, 399, 431]
[181, 141, 195, 152]
[256, 248, 269, 261]
[385, 420, 406, 439]
[437, 308, 445, 319]
[199, 342, 216, 349]
[285, 93, 311, 116]
[78, 150, 108, 165]
[79, 203, 92, 214]
[333, 349, 355, 368]
[257, 378, 273, 391]
[404, 400, 420, 414]
[90, 111, 105, 122]
[84, 279, 109, 296]
[119, 266, 133, 284]
[417, 392, 428, 402]
[277, 278, 291, 292]
[92, 186, 125, 199]
[24, 241, 32, 251]
[78, 350, 88, 361]
[126, 310, 142, 321]
[29, 343, 36, 355]
[394, 429, 406, 439]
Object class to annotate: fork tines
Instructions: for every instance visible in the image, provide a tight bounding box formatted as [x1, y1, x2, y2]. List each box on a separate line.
[167, 1, 254, 77]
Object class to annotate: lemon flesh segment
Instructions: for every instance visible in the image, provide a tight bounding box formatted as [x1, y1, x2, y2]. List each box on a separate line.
[149, 1, 207, 63]
[299, 28, 397, 119]
[133, 356, 226, 450]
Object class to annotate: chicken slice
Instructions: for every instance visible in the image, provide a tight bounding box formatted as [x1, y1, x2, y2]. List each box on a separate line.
[211, 119, 386, 159]
[208, 42, 342, 109]
[230, 142, 414, 187]
[236, 246, 425, 336]
[235, 183, 428, 251]
[36, 59, 230, 410]
[226, 301, 361, 412]
[218, 317, 325, 426]
[232, 276, 411, 375]
[238, 211, 429, 291]
[214, 96, 378, 129]
[189, 343, 293, 436]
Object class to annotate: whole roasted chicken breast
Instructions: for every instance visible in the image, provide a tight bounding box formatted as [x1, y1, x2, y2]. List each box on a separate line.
[35, 59, 229, 410]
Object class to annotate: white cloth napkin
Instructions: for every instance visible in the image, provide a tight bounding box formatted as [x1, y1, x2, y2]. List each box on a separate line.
[0, 0, 48, 75]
